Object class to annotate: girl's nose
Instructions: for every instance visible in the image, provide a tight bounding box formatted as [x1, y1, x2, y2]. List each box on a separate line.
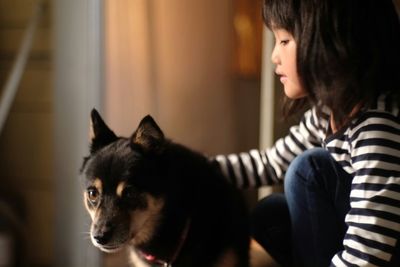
[271, 44, 280, 65]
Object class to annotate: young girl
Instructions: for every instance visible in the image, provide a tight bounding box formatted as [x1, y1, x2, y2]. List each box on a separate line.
[214, 0, 400, 266]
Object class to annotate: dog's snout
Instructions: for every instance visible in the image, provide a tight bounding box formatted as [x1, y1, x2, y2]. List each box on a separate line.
[93, 228, 113, 245]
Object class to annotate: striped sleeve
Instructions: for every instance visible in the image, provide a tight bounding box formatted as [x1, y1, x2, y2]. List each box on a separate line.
[331, 111, 400, 266]
[213, 107, 326, 187]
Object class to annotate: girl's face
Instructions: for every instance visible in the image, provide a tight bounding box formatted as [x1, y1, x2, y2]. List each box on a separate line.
[271, 28, 306, 99]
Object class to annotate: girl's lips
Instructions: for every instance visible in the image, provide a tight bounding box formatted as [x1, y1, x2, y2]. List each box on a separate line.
[280, 76, 288, 83]
[275, 70, 287, 83]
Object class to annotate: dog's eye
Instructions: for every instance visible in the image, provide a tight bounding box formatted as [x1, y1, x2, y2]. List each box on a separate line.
[122, 186, 138, 200]
[87, 187, 99, 203]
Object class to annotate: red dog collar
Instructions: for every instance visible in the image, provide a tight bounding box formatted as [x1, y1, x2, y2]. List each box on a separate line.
[137, 218, 191, 267]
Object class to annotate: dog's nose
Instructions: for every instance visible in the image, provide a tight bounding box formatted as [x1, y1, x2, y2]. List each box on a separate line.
[93, 229, 113, 245]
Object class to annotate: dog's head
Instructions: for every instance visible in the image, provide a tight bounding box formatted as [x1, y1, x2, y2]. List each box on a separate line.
[81, 109, 169, 253]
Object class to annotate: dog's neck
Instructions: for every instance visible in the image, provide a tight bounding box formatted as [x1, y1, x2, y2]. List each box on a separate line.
[136, 218, 191, 266]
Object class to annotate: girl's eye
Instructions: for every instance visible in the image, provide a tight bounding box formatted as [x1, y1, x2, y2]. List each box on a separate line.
[87, 187, 99, 203]
[280, 40, 289, 46]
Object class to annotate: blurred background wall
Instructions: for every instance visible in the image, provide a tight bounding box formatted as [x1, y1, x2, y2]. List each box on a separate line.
[104, 0, 262, 155]
[0, 0, 53, 266]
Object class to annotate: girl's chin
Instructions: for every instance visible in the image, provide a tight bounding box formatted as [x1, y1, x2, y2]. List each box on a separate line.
[283, 85, 307, 99]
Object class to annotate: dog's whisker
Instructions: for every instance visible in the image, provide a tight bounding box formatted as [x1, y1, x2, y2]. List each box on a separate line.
[80, 231, 92, 236]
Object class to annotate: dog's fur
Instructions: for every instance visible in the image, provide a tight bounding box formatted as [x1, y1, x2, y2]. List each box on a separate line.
[81, 109, 249, 267]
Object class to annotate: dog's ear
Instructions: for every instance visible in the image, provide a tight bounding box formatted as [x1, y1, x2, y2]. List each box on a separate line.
[131, 115, 165, 154]
[90, 109, 118, 154]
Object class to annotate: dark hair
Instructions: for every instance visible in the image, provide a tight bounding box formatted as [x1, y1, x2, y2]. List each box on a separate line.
[263, 0, 400, 125]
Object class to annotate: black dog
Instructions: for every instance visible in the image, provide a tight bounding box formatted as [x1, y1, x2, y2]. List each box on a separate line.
[81, 109, 249, 267]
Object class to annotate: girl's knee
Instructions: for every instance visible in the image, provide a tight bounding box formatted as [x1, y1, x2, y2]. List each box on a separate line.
[284, 148, 331, 193]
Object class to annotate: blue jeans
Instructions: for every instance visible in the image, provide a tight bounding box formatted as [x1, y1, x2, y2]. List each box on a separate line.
[251, 148, 352, 267]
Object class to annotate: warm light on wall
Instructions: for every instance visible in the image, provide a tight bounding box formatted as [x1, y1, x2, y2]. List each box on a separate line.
[232, 0, 263, 78]
[105, 0, 156, 136]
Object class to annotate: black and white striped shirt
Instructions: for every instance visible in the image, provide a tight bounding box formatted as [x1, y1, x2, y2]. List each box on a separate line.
[214, 94, 400, 266]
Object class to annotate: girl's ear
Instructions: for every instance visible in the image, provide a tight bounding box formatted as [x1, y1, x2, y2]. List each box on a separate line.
[131, 115, 165, 154]
[90, 109, 118, 154]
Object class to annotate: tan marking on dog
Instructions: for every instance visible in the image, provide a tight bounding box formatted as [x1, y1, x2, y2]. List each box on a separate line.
[93, 178, 102, 193]
[133, 125, 162, 149]
[134, 127, 152, 148]
[94, 208, 102, 221]
[130, 194, 164, 246]
[214, 248, 238, 267]
[83, 192, 96, 219]
[83, 178, 102, 220]
[116, 181, 126, 197]
[89, 120, 94, 140]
